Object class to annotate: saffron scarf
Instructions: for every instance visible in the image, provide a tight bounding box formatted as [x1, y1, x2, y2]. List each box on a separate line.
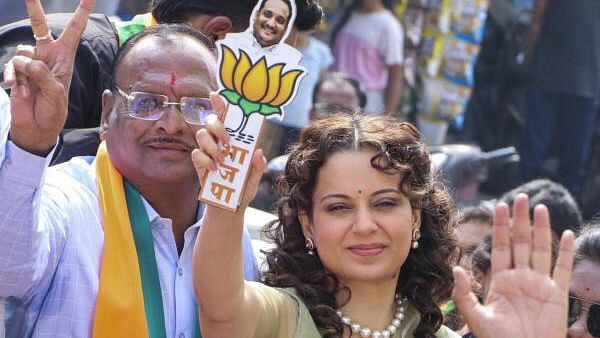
[93, 141, 167, 338]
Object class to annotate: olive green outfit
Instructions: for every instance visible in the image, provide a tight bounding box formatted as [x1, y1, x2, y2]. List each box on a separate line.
[249, 282, 460, 338]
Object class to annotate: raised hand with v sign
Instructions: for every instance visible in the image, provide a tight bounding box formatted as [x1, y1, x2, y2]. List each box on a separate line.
[3, 0, 95, 156]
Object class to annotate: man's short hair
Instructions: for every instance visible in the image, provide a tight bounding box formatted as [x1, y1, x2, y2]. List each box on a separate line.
[459, 205, 493, 226]
[500, 179, 583, 236]
[111, 24, 215, 88]
[151, 0, 257, 31]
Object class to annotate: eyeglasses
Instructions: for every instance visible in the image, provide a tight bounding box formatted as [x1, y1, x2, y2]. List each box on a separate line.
[114, 86, 215, 125]
[568, 295, 600, 337]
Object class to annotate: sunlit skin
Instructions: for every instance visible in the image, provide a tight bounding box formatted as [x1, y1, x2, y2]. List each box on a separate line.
[300, 150, 420, 287]
[567, 260, 600, 338]
[253, 0, 290, 47]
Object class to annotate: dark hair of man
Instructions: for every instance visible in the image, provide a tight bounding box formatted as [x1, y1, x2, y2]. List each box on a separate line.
[459, 205, 493, 226]
[574, 223, 600, 267]
[471, 234, 492, 276]
[150, 0, 257, 31]
[262, 114, 457, 338]
[110, 24, 215, 89]
[500, 179, 583, 236]
[312, 72, 367, 108]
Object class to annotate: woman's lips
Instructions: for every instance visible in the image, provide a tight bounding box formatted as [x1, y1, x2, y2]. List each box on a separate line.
[348, 244, 385, 256]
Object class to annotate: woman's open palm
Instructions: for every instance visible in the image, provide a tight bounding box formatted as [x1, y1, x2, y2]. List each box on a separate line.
[453, 194, 575, 338]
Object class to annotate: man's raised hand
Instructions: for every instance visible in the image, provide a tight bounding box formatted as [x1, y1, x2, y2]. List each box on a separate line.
[3, 0, 94, 156]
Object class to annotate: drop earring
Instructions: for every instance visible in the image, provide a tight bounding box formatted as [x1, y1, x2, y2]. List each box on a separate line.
[305, 237, 315, 255]
[411, 229, 421, 250]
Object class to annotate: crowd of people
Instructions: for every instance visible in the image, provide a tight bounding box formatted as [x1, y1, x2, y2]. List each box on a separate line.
[0, 0, 599, 338]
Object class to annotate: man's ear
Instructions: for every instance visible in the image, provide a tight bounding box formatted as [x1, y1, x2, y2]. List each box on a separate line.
[202, 16, 234, 41]
[99, 89, 113, 141]
[298, 210, 314, 238]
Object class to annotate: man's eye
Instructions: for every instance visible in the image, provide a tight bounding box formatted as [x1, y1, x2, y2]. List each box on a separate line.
[131, 96, 162, 114]
[276, 16, 286, 25]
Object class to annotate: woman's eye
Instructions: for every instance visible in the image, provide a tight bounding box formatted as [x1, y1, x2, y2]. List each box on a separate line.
[327, 204, 350, 212]
[374, 199, 398, 208]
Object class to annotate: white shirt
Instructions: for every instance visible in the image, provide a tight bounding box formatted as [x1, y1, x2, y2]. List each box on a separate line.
[0, 91, 258, 337]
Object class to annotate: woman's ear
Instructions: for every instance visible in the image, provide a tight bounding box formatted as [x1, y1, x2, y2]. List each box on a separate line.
[298, 210, 314, 238]
[412, 209, 422, 231]
[99, 89, 113, 141]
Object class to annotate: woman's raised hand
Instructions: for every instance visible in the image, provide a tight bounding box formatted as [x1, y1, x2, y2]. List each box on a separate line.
[453, 194, 575, 338]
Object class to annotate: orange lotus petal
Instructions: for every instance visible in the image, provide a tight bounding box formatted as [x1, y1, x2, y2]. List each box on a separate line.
[260, 64, 284, 104]
[269, 69, 303, 106]
[242, 57, 269, 102]
[233, 50, 252, 94]
[219, 45, 236, 90]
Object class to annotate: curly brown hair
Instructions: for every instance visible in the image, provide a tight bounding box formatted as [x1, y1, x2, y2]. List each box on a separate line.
[261, 114, 457, 337]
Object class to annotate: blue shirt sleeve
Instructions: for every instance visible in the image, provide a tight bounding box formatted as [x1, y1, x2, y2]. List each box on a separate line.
[0, 92, 64, 298]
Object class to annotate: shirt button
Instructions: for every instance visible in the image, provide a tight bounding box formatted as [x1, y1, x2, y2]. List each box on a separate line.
[179, 333, 185, 338]
[178, 268, 184, 276]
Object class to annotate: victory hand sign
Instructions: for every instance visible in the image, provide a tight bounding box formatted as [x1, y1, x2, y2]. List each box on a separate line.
[3, 0, 94, 156]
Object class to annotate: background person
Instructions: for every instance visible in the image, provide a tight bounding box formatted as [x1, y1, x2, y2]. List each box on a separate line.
[328, 0, 404, 116]
[519, 0, 600, 200]
[500, 178, 583, 241]
[568, 223, 600, 338]
[309, 71, 367, 119]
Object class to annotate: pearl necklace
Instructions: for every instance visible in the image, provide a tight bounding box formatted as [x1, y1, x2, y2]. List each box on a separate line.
[337, 295, 406, 338]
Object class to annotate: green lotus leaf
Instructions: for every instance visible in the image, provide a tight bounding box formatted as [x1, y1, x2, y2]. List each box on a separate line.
[220, 89, 241, 105]
[239, 98, 261, 117]
[257, 104, 282, 117]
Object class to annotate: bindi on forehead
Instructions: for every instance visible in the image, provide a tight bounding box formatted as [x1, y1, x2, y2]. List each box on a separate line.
[170, 73, 177, 88]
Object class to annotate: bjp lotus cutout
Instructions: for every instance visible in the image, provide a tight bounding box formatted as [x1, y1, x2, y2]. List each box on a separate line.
[199, 0, 305, 211]
[219, 45, 303, 134]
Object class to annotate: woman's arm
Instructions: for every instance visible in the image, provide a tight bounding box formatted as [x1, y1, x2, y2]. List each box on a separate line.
[384, 64, 404, 116]
[191, 98, 267, 336]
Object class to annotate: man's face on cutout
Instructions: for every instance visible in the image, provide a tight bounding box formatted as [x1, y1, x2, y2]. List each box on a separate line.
[253, 0, 290, 48]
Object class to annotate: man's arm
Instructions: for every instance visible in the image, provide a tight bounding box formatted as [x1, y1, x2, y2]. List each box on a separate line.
[0, 97, 65, 297]
[0, 0, 94, 296]
[384, 64, 404, 116]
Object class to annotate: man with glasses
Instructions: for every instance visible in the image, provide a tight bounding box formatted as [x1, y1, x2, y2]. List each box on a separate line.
[0, 1, 257, 337]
